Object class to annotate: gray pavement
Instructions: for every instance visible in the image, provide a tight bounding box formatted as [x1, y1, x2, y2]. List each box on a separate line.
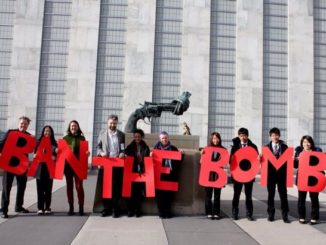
[0, 173, 325, 245]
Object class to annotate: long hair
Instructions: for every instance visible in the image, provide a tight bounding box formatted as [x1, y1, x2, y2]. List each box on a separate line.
[38, 125, 57, 147]
[66, 120, 84, 136]
[209, 132, 222, 147]
[300, 135, 316, 150]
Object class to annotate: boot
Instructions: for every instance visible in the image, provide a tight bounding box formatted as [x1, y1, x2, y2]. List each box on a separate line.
[232, 208, 239, 220]
[267, 208, 275, 222]
[79, 206, 84, 216]
[246, 211, 254, 221]
[68, 204, 74, 216]
[282, 211, 290, 223]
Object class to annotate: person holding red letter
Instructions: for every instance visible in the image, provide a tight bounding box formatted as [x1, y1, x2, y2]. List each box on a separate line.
[63, 120, 86, 216]
[230, 128, 258, 221]
[35, 126, 57, 215]
[0, 116, 32, 218]
[125, 129, 150, 217]
[266, 127, 290, 223]
[97, 115, 125, 218]
[153, 131, 181, 219]
[202, 132, 225, 220]
[294, 135, 323, 225]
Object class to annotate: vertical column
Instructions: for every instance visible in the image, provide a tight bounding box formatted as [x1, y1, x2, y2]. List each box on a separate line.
[235, 0, 263, 145]
[92, 1, 128, 154]
[180, 1, 210, 146]
[8, 0, 44, 131]
[65, 0, 100, 148]
[262, 0, 288, 144]
[121, 0, 156, 132]
[288, 0, 314, 147]
[0, 0, 16, 136]
[151, 0, 183, 134]
[313, 1, 326, 149]
[208, 0, 236, 148]
[36, 0, 72, 137]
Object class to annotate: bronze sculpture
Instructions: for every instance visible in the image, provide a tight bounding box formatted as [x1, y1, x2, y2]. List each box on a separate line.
[125, 91, 191, 133]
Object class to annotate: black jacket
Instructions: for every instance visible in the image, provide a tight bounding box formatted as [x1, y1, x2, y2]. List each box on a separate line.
[294, 146, 324, 186]
[0, 129, 31, 168]
[34, 139, 57, 179]
[230, 137, 258, 168]
[265, 140, 288, 181]
[125, 140, 150, 174]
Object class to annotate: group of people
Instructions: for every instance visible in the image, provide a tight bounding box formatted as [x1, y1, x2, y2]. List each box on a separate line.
[204, 127, 322, 225]
[97, 115, 181, 219]
[0, 116, 323, 226]
[0, 115, 181, 220]
[0, 116, 87, 218]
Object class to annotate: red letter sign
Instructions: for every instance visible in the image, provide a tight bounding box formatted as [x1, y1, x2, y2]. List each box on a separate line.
[297, 151, 326, 192]
[230, 147, 259, 183]
[27, 136, 56, 178]
[122, 156, 155, 197]
[92, 157, 124, 198]
[199, 147, 229, 188]
[55, 139, 88, 180]
[0, 131, 36, 175]
[152, 149, 182, 191]
[260, 147, 294, 187]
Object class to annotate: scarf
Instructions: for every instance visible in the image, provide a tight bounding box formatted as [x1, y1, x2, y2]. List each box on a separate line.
[155, 141, 173, 169]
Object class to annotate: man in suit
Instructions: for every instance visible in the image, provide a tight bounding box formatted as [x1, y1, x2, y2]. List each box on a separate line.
[266, 127, 290, 223]
[230, 128, 258, 221]
[0, 116, 32, 218]
[97, 114, 125, 218]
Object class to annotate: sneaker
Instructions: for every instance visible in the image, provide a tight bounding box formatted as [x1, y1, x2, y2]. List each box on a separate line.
[310, 219, 318, 225]
[37, 210, 44, 215]
[299, 219, 306, 224]
[213, 215, 220, 220]
[207, 214, 213, 219]
[45, 209, 52, 215]
[15, 207, 29, 213]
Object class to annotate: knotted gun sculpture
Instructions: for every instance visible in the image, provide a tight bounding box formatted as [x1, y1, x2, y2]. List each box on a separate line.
[125, 91, 191, 133]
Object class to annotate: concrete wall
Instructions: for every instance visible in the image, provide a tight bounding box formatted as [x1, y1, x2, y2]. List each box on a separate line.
[121, 0, 156, 133]
[287, 0, 314, 147]
[7, 0, 44, 132]
[65, 0, 100, 151]
[3, 0, 320, 151]
[180, 0, 211, 147]
[234, 0, 264, 146]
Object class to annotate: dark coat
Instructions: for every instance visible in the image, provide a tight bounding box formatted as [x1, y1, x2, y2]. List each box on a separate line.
[230, 137, 258, 182]
[265, 140, 288, 182]
[125, 140, 150, 174]
[294, 146, 324, 186]
[34, 140, 57, 179]
[0, 129, 31, 169]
